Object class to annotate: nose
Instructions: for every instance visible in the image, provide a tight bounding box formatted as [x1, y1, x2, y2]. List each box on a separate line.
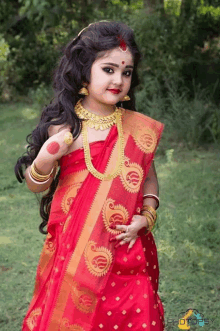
[113, 72, 123, 86]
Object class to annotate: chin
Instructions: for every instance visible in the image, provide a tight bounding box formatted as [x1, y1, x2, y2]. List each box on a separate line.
[103, 97, 121, 105]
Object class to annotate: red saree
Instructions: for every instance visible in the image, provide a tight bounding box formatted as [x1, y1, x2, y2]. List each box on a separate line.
[22, 108, 165, 331]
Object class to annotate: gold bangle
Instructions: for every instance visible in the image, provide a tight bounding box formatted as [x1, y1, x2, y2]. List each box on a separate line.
[141, 212, 156, 232]
[142, 211, 155, 223]
[142, 210, 157, 223]
[30, 161, 58, 182]
[29, 167, 52, 185]
[34, 161, 56, 178]
[141, 205, 157, 220]
[144, 214, 156, 233]
[141, 210, 157, 224]
[31, 163, 51, 181]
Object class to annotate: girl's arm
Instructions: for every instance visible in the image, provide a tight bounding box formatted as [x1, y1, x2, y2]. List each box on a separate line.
[24, 160, 57, 193]
[143, 161, 159, 209]
[25, 124, 71, 193]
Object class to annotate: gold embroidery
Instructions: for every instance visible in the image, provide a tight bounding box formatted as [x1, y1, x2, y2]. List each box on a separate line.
[120, 156, 144, 193]
[57, 170, 87, 190]
[26, 308, 42, 330]
[132, 125, 157, 154]
[39, 233, 56, 275]
[102, 198, 129, 234]
[70, 280, 97, 314]
[61, 182, 83, 214]
[63, 215, 72, 233]
[60, 318, 85, 331]
[84, 241, 113, 277]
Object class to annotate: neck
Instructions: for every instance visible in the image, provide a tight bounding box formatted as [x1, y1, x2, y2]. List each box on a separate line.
[81, 97, 116, 116]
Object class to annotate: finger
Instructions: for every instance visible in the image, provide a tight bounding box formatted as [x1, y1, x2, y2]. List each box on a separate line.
[115, 239, 129, 249]
[109, 234, 128, 242]
[127, 238, 137, 253]
[59, 127, 71, 133]
[111, 224, 127, 232]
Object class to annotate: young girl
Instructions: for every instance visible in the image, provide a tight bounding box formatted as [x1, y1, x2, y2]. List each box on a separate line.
[15, 21, 165, 331]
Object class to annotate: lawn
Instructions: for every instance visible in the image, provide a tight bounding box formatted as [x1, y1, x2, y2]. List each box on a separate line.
[0, 102, 219, 330]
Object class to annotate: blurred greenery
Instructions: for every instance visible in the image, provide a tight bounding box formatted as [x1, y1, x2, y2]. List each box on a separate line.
[1, 0, 220, 145]
[0, 102, 219, 330]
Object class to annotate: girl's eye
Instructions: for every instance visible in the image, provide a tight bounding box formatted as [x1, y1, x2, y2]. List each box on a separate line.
[102, 67, 132, 77]
[103, 68, 114, 74]
[124, 71, 132, 77]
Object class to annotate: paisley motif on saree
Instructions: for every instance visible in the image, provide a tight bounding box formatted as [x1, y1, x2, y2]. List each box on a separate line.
[22, 108, 165, 331]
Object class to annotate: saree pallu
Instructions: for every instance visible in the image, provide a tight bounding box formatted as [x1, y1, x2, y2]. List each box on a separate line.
[22, 108, 165, 331]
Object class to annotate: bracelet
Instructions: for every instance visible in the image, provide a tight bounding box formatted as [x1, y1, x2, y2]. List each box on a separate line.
[139, 205, 157, 237]
[137, 214, 156, 237]
[143, 194, 159, 209]
[30, 160, 58, 182]
[142, 212, 155, 231]
[141, 205, 157, 220]
[28, 167, 52, 185]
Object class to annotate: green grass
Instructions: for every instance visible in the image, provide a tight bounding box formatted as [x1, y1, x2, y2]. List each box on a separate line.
[0, 102, 219, 331]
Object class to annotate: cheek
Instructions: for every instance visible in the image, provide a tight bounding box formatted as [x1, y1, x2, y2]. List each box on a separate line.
[91, 74, 110, 93]
[124, 78, 132, 90]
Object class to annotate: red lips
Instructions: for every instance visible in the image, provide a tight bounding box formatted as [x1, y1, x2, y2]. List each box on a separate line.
[108, 89, 121, 94]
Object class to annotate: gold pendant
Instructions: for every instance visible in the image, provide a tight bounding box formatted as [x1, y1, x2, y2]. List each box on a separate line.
[82, 112, 125, 181]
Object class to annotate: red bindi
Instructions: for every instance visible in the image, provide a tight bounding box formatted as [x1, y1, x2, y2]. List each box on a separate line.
[122, 61, 125, 64]
[47, 141, 60, 155]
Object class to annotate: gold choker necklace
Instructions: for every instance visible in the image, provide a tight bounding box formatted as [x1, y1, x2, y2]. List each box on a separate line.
[74, 99, 125, 181]
[75, 99, 121, 130]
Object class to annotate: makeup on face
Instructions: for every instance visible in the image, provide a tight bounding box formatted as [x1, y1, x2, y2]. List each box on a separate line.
[85, 48, 134, 110]
[102, 62, 133, 69]
[107, 89, 121, 94]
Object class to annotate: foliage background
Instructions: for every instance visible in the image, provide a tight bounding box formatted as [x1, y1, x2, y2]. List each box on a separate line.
[1, 0, 220, 146]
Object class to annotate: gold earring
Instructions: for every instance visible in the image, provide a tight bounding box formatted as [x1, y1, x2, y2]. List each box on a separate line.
[122, 95, 130, 101]
[79, 83, 89, 96]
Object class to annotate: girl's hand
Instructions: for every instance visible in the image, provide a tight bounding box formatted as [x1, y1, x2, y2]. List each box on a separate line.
[109, 215, 148, 253]
[39, 127, 73, 162]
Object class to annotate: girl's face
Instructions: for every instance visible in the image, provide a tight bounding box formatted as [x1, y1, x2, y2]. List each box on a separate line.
[86, 47, 134, 106]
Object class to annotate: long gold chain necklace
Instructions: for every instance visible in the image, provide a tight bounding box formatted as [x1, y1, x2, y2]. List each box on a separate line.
[75, 99, 124, 181]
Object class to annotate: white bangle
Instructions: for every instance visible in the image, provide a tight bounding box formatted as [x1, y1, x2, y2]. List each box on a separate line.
[28, 166, 52, 185]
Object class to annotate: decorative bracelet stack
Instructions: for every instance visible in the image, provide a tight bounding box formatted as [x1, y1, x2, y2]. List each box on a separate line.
[29, 160, 58, 184]
[137, 194, 159, 237]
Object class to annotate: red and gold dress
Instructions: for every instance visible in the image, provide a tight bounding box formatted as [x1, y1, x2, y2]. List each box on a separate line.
[22, 108, 165, 330]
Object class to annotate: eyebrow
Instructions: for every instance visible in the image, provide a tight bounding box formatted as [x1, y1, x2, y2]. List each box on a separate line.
[102, 62, 134, 69]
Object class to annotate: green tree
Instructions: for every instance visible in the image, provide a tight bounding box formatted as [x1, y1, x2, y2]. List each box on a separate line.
[143, 0, 165, 13]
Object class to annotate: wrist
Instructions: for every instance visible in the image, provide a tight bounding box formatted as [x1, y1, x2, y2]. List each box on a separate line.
[35, 155, 57, 176]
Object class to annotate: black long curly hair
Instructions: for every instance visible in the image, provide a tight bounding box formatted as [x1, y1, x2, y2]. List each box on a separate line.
[14, 20, 142, 234]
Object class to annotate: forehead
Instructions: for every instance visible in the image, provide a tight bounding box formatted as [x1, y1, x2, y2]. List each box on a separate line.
[95, 47, 134, 65]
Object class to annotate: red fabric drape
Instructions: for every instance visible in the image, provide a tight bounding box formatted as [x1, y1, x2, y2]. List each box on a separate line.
[22, 108, 165, 330]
